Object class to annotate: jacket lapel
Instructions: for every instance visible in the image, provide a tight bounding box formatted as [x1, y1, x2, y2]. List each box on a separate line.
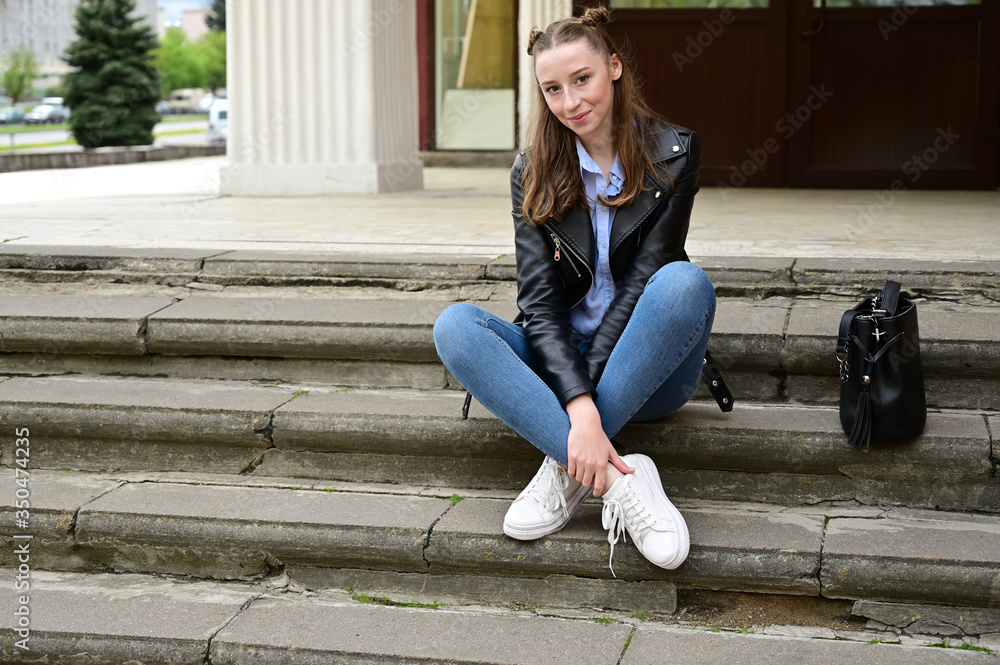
[608, 123, 688, 252]
[552, 205, 595, 266]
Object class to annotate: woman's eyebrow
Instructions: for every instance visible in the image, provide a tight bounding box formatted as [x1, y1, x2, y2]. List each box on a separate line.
[539, 66, 591, 87]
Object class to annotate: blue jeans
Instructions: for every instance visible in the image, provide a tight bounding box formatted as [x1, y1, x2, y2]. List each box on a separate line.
[433, 261, 716, 467]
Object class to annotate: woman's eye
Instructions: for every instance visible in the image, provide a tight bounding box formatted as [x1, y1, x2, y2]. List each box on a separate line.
[577, 75, 589, 84]
[545, 86, 560, 94]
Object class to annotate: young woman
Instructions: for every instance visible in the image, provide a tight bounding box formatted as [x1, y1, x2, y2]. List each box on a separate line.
[434, 7, 724, 574]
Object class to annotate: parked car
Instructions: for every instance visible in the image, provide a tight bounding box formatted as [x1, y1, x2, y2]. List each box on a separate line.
[40, 96, 64, 106]
[25, 103, 70, 124]
[195, 93, 215, 114]
[155, 99, 172, 117]
[207, 98, 227, 144]
[0, 107, 25, 125]
[167, 88, 206, 114]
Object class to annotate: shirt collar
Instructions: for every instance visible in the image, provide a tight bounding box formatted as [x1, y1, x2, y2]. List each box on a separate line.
[575, 137, 625, 188]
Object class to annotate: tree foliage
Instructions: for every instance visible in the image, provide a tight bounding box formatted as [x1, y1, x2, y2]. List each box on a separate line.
[197, 29, 226, 94]
[155, 28, 206, 93]
[63, 0, 161, 149]
[205, 0, 226, 32]
[154, 27, 226, 96]
[1, 46, 38, 104]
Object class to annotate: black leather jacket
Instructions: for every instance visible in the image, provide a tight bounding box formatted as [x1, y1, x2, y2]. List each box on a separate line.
[511, 119, 701, 407]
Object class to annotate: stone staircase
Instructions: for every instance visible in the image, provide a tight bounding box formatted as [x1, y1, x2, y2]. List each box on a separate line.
[0, 245, 997, 663]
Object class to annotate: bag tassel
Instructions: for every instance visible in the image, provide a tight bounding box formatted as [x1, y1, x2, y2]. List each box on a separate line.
[848, 376, 872, 449]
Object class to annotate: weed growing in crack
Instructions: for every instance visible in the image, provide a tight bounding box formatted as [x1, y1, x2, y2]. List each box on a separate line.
[342, 587, 446, 610]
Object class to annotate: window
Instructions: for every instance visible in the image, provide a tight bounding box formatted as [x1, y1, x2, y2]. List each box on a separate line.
[435, 0, 516, 150]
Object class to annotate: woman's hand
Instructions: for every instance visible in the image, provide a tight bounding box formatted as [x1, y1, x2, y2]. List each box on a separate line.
[565, 394, 633, 496]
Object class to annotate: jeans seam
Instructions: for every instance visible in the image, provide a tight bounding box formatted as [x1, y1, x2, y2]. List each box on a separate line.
[617, 303, 715, 427]
[479, 315, 556, 402]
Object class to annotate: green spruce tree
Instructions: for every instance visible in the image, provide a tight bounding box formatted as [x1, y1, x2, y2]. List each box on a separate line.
[63, 0, 161, 149]
[206, 0, 226, 32]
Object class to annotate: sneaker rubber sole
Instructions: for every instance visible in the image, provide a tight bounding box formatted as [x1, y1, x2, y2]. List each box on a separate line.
[502, 481, 592, 540]
[624, 453, 690, 569]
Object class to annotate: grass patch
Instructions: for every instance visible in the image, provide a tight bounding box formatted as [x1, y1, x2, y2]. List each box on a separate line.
[291, 388, 309, 398]
[342, 587, 446, 610]
[628, 602, 650, 621]
[925, 638, 997, 655]
[153, 128, 206, 137]
[449, 494, 465, 506]
[162, 114, 208, 122]
[736, 626, 755, 635]
[0, 139, 75, 153]
[0, 123, 69, 135]
[590, 616, 619, 626]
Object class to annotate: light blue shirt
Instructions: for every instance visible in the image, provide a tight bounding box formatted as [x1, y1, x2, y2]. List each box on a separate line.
[570, 137, 624, 342]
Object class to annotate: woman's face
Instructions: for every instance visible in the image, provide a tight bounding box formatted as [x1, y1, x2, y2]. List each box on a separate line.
[535, 38, 622, 146]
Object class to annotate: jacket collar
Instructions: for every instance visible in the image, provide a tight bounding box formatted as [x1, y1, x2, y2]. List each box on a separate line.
[551, 120, 685, 263]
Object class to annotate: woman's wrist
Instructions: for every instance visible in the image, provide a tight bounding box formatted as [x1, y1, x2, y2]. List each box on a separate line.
[565, 393, 601, 425]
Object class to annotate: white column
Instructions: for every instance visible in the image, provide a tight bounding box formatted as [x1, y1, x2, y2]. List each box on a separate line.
[517, 0, 573, 150]
[222, 0, 422, 196]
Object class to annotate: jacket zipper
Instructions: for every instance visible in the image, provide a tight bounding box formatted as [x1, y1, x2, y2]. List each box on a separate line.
[548, 229, 592, 308]
[549, 232, 581, 279]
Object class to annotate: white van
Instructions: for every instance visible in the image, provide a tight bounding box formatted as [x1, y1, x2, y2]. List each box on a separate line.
[207, 98, 228, 144]
[168, 88, 206, 114]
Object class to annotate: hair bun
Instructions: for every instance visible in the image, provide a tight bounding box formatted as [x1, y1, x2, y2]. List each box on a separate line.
[580, 6, 610, 27]
[527, 26, 543, 55]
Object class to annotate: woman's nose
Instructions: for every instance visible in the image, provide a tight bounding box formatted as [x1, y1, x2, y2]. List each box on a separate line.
[563, 90, 581, 113]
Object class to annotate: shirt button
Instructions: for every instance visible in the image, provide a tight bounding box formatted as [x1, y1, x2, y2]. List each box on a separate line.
[672, 145, 680, 153]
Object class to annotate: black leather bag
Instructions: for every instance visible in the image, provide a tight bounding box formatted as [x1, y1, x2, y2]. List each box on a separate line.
[836, 280, 926, 448]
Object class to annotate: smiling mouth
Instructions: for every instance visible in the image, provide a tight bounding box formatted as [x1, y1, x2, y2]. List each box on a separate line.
[569, 111, 590, 123]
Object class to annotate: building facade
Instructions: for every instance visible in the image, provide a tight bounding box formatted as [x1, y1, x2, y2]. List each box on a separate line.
[0, 0, 157, 93]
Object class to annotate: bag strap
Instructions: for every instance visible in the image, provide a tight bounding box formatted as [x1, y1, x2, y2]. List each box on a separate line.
[837, 309, 857, 357]
[879, 280, 901, 317]
[702, 350, 734, 412]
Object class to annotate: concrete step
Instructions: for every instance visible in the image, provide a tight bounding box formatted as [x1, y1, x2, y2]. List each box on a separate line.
[0, 376, 995, 513]
[4, 568, 996, 664]
[1, 245, 997, 301]
[2, 470, 999, 614]
[1, 289, 998, 409]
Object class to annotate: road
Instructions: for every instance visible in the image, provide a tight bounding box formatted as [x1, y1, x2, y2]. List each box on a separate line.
[2, 118, 207, 149]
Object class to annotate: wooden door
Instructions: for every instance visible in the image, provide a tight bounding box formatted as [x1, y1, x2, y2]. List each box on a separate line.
[596, 1, 791, 188]
[588, 1, 998, 188]
[787, 0, 998, 188]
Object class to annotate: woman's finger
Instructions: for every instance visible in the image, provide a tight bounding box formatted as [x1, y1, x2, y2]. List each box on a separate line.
[610, 450, 634, 475]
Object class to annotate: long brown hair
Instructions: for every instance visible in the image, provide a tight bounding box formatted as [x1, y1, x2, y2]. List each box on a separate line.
[521, 6, 668, 226]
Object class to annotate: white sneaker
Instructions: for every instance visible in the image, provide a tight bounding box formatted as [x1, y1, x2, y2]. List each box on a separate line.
[601, 453, 689, 576]
[503, 456, 591, 540]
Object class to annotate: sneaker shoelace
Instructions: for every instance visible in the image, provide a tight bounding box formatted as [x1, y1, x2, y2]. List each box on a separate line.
[522, 461, 571, 517]
[601, 479, 657, 578]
